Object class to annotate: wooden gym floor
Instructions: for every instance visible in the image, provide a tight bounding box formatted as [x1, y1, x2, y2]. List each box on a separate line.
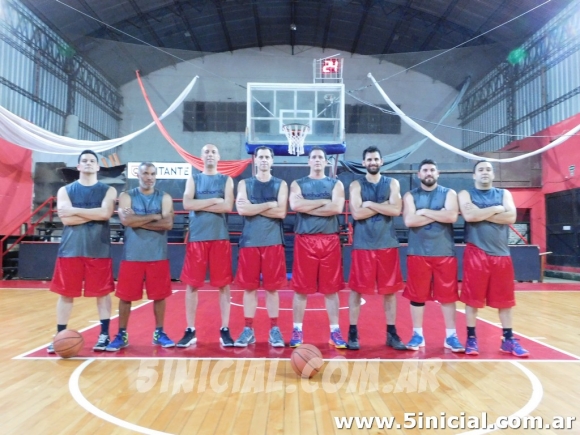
[1, 279, 579, 434]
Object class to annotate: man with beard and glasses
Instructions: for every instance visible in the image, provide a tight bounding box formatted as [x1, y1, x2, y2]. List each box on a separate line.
[402, 159, 464, 352]
[458, 160, 528, 357]
[346, 146, 407, 351]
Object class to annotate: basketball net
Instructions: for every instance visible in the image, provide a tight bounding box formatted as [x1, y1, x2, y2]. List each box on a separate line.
[282, 124, 310, 155]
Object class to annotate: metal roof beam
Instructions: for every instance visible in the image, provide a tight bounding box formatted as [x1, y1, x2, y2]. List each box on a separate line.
[127, 0, 165, 47]
[251, 0, 263, 48]
[419, 0, 460, 50]
[214, 0, 234, 53]
[350, 0, 374, 54]
[172, 0, 204, 52]
[322, 0, 334, 51]
[380, 0, 413, 55]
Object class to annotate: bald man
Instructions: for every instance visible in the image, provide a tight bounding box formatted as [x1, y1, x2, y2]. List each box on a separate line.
[178, 144, 235, 348]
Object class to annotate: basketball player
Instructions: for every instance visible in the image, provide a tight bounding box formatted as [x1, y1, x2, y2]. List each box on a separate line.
[177, 144, 235, 347]
[106, 163, 175, 351]
[233, 146, 288, 347]
[402, 159, 464, 352]
[347, 146, 407, 351]
[458, 160, 529, 357]
[289, 146, 347, 348]
[47, 150, 117, 353]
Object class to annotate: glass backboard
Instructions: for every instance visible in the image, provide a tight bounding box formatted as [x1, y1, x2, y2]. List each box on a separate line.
[246, 82, 345, 156]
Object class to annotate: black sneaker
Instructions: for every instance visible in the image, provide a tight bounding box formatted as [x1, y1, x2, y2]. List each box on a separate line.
[93, 334, 110, 351]
[387, 332, 407, 350]
[347, 328, 360, 350]
[176, 328, 197, 348]
[220, 327, 234, 347]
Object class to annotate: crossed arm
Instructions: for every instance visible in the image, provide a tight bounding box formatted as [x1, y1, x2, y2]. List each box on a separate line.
[182, 175, 234, 214]
[236, 179, 288, 219]
[403, 189, 458, 227]
[458, 189, 516, 224]
[118, 192, 174, 231]
[57, 186, 117, 226]
[289, 180, 345, 216]
[349, 178, 402, 221]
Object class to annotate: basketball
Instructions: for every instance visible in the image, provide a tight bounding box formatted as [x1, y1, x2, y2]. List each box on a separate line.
[53, 329, 84, 359]
[290, 344, 324, 378]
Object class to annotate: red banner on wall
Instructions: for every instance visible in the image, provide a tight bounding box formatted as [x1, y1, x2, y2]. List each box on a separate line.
[136, 71, 252, 177]
[0, 138, 33, 235]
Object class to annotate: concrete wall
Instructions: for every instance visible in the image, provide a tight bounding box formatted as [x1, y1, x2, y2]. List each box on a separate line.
[114, 46, 465, 165]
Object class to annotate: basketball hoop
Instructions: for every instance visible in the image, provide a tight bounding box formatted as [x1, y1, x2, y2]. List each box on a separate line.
[282, 123, 310, 155]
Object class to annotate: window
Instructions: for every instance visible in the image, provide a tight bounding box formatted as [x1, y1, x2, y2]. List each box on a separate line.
[183, 101, 246, 132]
[345, 104, 401, 134]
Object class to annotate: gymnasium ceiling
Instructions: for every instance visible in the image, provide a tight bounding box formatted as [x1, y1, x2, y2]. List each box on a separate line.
[22, 0, 572, 88]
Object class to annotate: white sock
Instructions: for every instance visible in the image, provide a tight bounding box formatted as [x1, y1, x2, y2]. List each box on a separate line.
[293, 323, 303, 331]
[330, 324, 339, 332]
[413, 327, 423, 337]
[446, 329, 456, 338]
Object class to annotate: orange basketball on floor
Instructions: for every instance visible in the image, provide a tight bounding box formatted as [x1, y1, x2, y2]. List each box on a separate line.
[290, 344, 324, 378]
[53, 329, 84, 358]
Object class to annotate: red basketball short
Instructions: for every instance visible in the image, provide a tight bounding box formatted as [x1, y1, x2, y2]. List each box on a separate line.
[235, 245, 287, 291]
[291, 234, 344, 295]
[403, 256, 458, 303]
[116, 260, 172, 301]
[348, 248, 404, 295]
[460, 243, 515, 309]
[50, 257, 114, 298]
[180, 240, 233, 288]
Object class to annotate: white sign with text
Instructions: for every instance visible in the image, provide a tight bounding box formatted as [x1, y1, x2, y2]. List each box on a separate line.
[127, 162, 191, 179]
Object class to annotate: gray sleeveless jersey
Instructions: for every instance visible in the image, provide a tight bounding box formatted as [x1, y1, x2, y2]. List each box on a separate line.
[464, 187, 510, 256]
[239, 177, 284, 247]
[123, 188, 168, 261]
[294, 176, 339, 235]
[58, 181, 111, 258]
[407, 185, 455, 256]
[352, 176, 399, 249]
[188, 172, 230, 242]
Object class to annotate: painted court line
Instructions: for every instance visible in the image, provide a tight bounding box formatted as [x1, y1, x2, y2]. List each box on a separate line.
[68, 359, 544, 435]
[457, 362, 544, 435]
[12, 297, 156, 360]
[15, 355, 580, 362]
[70, 359, 171, 435]
[13, 290, 579, 361]
[469, 315, 580, 360]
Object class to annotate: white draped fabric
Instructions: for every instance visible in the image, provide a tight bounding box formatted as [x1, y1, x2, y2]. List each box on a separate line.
[0, 76, 198, 155]
[368, 73, 580, 163]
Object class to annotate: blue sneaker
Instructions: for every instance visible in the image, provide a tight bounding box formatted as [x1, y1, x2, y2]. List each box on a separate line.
[406, 332, 425, 350]
[47, 342, 55, 354]
[268, 326, 285, 347]
[106, 332, 128, 352]
[234, 327, 256, 347]
[444, 333, 465, 353]
[153, 330, 175, 348]
[329, 328, 347, 349]
[465, 337, 479, 355]
[500, 338, 529, 358]
[289, 327, 303, 347]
